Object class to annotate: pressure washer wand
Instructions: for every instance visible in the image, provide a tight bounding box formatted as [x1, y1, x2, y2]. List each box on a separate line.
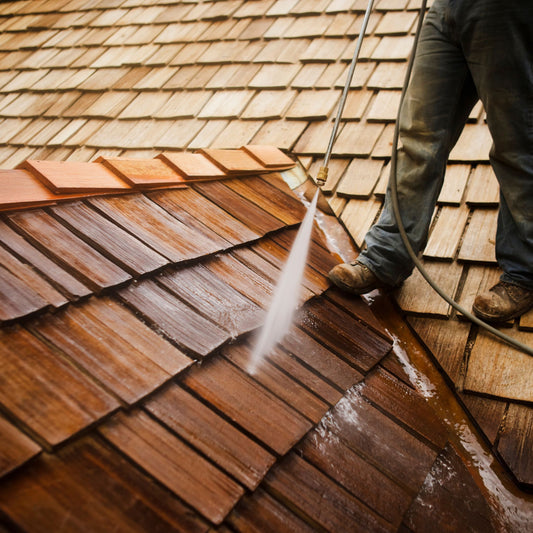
[316, 0, 375, 187]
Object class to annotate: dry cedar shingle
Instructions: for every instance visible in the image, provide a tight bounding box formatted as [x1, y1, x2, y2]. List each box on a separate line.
[465, 329, 533, 403]
[458, 208, 497, 263]
[342, 35, 381, 60]
[336, 158, 384, 198]
[291, 63, 327, 88]
[334, 62, 376, 89]
[375, 11, 417, 35]
[367, 90, 402, 122]
[153, 91, 212, 119]
[199, 40, 248, 64]
[465, 164, 499, 205]
[187, 119, 228, 149]
[293, 120, 337, 155]
[396, 260, 463, 317]
[368, 61, 408, 89]
[437, 164, 471, 205]
[206, 64, 262, 89]
[325, 13, 357, 36]
[307, 157, 350, 193]
[144, 44, 183, 66]
[183, 65, 220, 89]
[449, 124, 492, 162]
[423, 204, 469, 260]
[340, 197, 381, 247]
[332, 122, 384, 156]
[267, 0, 300, 17]
[300, 37, 349, 62]
[20, 118, 72, 146]
[455, 264, 501, 318]
[342, 90, 373, 120]
[286, 89, 339, 120]
[238, 18, 275, 40]
[22, 159, 130, 193]
[242, 90, 297, 120]
[48, 118, 87, 146]
[371, 35, 414, 60]
[249, 64, 301, 89]
[251, 119, 307, 150]
[198, 90, 254, 119]
[118, 92, 170, 119]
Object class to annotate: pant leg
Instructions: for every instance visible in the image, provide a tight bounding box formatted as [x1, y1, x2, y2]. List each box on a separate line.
[458, 0, 533, 289]
[359, 0, 478, 286]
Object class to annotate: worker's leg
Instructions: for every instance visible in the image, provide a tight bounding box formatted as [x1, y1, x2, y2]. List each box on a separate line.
[357, 0, 478, 287]
[463, 0, 533, 290]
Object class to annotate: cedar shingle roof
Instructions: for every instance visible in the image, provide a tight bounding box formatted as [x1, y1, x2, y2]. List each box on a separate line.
[0, 0, 532, 529]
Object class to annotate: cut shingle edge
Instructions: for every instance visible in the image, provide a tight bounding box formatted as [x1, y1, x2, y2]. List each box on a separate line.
[198, 147, 272, 175]
[242, 144, 296, 169]
[20, 160, 132, 194]
[96, 156, 189, 188]
[157, 151, 227, 179]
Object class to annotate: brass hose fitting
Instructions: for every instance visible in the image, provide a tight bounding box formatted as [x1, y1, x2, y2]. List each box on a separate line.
[316, 166, 328, 187]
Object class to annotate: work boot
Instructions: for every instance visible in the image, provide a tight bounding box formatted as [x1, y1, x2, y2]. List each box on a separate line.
[328, 261, 387, 295]
[472, 281, 533, 322]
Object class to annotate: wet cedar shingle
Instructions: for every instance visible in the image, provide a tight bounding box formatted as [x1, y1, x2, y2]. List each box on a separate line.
[145, 384, 276, 491]
[8, 209, 131, 293]
[224, 176, 306, 225]
[0, 244, 67, 310]
[182, 356, 313, 455]
[87, 194, 222, 263]
[50, 202, 169, 276]
[221, 342, 330, 423]
[296, 430, 412, 528]
[99, 409, 244, 525]
[0, 327, 118, 446]
[0, 415, 41, 477]
[32, 297, 191, 405]
[300, 297, 392, 372]
[0, 264, 50, 323]
[192, 180, 286, 235]
[403, 444, 497, 532]
[0, 220, 91, 300]
[147, 187, 260, 246]
[264, 453, 393, 532]
[118, 279, 229, 358]
[158, 264, 264, 336]
[0, 436, 209, 533]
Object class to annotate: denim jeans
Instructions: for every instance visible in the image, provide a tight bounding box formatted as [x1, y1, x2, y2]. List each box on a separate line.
[358, 0, 533, 289]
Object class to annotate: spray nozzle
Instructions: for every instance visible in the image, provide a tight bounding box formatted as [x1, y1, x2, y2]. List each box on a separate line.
[316, 166, 328, 187]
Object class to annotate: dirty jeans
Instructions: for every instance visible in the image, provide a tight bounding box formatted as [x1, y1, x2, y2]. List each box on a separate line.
[358, 0, 533, 289]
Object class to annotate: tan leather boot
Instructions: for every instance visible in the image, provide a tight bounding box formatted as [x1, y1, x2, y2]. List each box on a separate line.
[473, 281, 533, 322]
[328, 261, 387, 295]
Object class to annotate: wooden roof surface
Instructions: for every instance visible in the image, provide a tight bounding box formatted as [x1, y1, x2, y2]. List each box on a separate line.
[0, 0, 532, 529]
